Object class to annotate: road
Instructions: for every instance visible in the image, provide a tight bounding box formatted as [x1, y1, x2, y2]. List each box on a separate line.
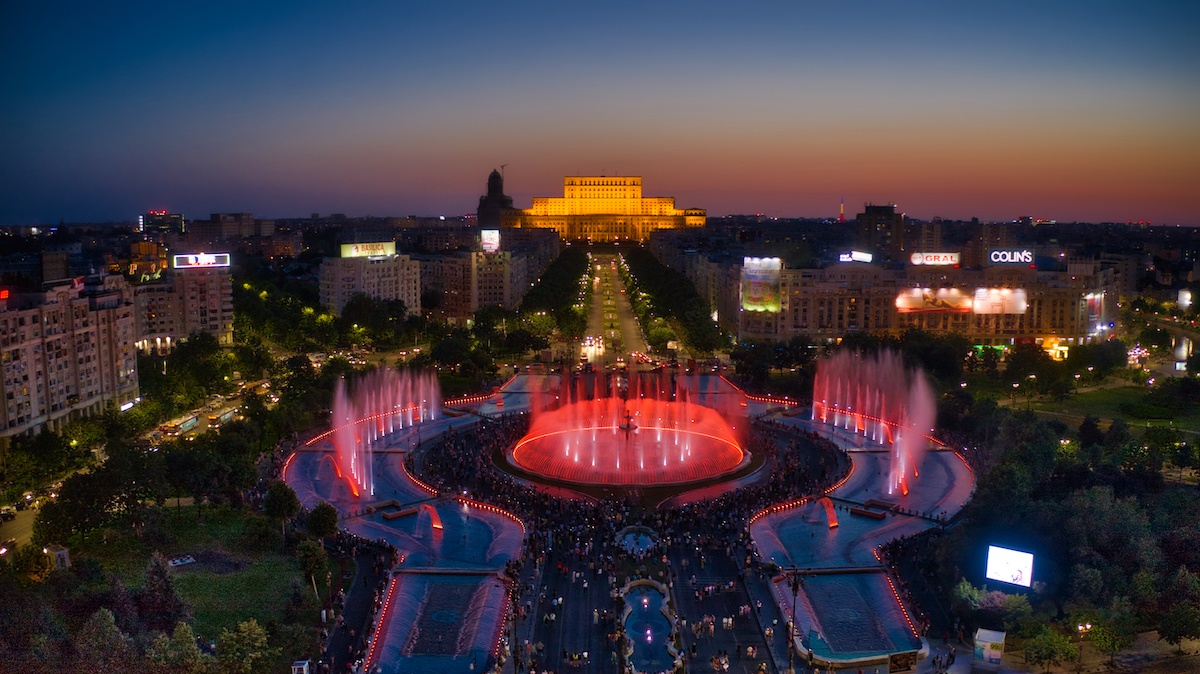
[581, 253, 648, 370]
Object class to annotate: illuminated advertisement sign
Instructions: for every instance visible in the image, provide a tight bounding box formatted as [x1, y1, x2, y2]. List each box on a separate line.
[173, 253, 231, 269]
[972, 288, 1028, 314]
[895, 288, 972, 313]
[340, 241, 396, 258]
[838, 250, 874, 263]
[986, 545, 1033, 588]
[909, 252, 960, 266]
[481, 229, 500, 253]
[989, 249, 1033, 264]
[741, 257, 782, 313]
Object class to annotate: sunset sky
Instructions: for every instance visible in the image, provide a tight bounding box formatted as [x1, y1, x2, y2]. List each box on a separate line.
[2, 1, 1198, 225]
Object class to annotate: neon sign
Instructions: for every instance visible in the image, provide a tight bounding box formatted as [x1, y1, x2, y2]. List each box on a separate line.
[989, 250, 1033, 264]
[909, 252, 960, 266]
[173, 253, 230, 268]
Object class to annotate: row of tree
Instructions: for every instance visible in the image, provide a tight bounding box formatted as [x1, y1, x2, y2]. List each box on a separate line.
[619, 248, 724, 355]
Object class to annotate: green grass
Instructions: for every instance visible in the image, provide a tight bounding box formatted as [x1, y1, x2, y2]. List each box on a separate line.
[174, 554, 304, 638]
[1022, 386, 1200, 433]
[72, 506, 312, 642]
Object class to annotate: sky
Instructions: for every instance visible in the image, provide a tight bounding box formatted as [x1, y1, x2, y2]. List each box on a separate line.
[2, 1, 1198, 226]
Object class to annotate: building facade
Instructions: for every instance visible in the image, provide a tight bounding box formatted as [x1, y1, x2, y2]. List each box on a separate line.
[503, 176, 705, 242]
[1, 276, 138, 438]
[132, 252, 235, 352]
[319, 246, 421, 317]
[728, 259, 1118, 352]
[416, 251, 529, 323]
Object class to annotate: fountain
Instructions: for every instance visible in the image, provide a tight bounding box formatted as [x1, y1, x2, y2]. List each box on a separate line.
[811, 350, 935, 495]
[330, 367, 441, 498]
[511, 370, 745, 487]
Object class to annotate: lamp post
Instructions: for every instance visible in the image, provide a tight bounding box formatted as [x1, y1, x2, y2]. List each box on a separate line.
[1077, 622, 1091, 672]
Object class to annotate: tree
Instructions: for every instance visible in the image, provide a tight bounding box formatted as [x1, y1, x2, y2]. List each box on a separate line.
[76, 608, 135, 671]
[1158, 601, 1200, 653]
[1024, 626, 1076, 672]
[216, 618, 279, 674]
[307, 501, 339, 548]
[147, 621, 209, 674]
[263, 480, 300, 539]
[139, 552, 189, 633]
[294, 538, 327, 599]
[1089, 611, 1137, 665]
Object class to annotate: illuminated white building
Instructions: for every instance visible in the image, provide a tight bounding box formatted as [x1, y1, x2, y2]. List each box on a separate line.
[319, 242, 421, 316]
[0, 276, 139, 438]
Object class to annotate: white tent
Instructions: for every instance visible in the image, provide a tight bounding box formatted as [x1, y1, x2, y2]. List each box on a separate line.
[973, 628, 1006, 669]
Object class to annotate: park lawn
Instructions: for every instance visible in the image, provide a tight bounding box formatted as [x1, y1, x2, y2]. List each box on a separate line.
[73, 505, 310, 640]
[173, 554, 304, 639]
[1030, 385, 1200, 433]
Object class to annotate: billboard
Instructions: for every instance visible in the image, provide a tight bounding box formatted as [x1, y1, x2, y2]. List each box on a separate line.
[741, 257, 782, 312]
[972, 288, 1028, 314]
[986, 545, 1033, 587]
[173, 253, 230, 269]
[909, 252, 960, 266]
[481, 229, 500, 253]
[895, 288, 972, 313]
[340, 241, 395, 258]
[989, 249, 1034, 264]
[838, 250, 873, 263]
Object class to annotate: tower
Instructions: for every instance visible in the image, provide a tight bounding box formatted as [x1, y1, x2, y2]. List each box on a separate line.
[477, 169, 514, 229]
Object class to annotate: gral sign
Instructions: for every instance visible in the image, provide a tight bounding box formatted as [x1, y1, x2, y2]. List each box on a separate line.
[895, 288, 972, 313]
[741, 257, 782, 313]
[972, 288, 1028, 314]
[173, 253, 230, 269]
[909, 252, 960, 266]
[481, 229, 500, 253]
[989, 249, 1033, 264]
[340, 241, 395, 258]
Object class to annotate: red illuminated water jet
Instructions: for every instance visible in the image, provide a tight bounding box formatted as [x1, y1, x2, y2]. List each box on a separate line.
[511, 371, 746, 487]
[811, 350, 935, 496]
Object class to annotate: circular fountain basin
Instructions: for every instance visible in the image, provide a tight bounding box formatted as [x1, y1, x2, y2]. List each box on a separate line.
[511, 398, 744, 486]
[622, 583, 676, 674]
[617, 526, 658, 555]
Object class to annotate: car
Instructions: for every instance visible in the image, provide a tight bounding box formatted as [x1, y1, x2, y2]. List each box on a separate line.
[0, 506, 15, 521]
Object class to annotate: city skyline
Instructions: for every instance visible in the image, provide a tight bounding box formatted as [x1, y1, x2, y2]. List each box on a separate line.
[3, 1, 1198, 226]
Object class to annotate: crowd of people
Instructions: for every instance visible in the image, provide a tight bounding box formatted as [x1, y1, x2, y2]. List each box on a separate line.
[405, 411, 857, 673]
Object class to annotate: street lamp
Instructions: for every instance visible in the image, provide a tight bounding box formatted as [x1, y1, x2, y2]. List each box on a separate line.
[1077, 622, 1091, 671]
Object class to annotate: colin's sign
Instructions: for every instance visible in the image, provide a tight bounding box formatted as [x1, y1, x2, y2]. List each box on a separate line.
[989, 249, 1034, 264]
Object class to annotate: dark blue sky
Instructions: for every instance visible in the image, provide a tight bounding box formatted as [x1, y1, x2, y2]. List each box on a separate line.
[3, 1, 1198, 225]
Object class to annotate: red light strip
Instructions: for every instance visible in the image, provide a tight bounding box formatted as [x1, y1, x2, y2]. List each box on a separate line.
[818, 404, 947, 447]
[305, 404, 424, 447]
[401, 460, 437, 496]
[364, 575, 400, 670]
[456, 496, 526, 535]
[884, 572, 920, 638]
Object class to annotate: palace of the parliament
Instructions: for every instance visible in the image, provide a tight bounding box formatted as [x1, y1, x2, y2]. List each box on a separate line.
[487, 172, 705, 242]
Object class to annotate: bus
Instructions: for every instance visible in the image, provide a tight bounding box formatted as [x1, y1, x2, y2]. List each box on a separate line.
[163, 414, 199, 437]
[207, 408, 236, 429]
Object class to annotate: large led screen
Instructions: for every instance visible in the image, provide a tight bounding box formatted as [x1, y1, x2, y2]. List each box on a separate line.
[895, 288, 972, 313]
[986, 545, 1033, 587]
[972, 288, 1028, 314]
[741, 257, 782, 312]
[481, 229, 501, 253]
